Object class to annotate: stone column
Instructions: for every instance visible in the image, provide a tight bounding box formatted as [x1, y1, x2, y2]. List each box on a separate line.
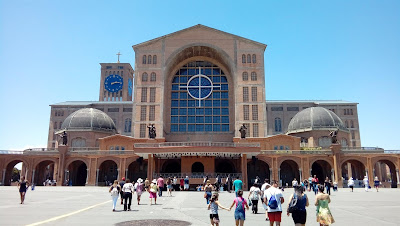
[117, 169, 120, 182]
[240, 154, 248, 190]
[32, 169, 36, 185]
[125, 169, 128, 179]
[396, 169, 400, 186]
[269, 168, 273, 183]
[57, 145, 69, 186]
[86, 169, 89, 185]
[278, 168, 281, 185]
[64, 169, 69, 185]
[299, 168, 302, 182]
[330, 144, 342, 187]
[2, 169, 5, 185]
[96, 169, 99, 186]
[331, 169, 335, 182]
[347, 162, 352, 178]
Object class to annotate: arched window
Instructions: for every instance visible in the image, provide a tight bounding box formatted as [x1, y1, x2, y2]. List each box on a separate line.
[71, 138, 86, 147]
[318, 136, 331, 147]
[170, 61, 229, 132]
[142, 72, 148, 82]
[345, 120, 348, 128]
[191, 162, 204, 173]
[252, 54, 256, 63]
[53, 122, 57, 129]
[153, 55, 157, 64]
[242, 72, 248, 81]
[148, 55, 152, 64]
[351, 120, 354, 128]
[251, 72, 257, 81]
[142, 55, 146, 64]
[124, 118, 132, 133]
[150, 72, 156, 81]
[341, 138, 348, 147]
[247, 54, 251, 63]
[242, 54, 246, 63]
[274, 117, 282, 132]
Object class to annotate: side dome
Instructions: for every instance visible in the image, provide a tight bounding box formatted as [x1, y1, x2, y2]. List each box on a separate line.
[60, 108, 116, 133]
[287, 107, 348, 134]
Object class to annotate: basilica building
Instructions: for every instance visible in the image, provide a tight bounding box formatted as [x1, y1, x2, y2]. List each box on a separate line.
[1, 25, 399, 189]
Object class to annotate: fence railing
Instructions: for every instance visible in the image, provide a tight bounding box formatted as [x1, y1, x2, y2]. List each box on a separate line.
[152, 172, 242, 179]
[135, 142, 260, 148]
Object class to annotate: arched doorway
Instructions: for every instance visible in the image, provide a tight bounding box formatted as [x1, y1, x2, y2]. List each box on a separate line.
[215, 159, 236, 174]
[98, 160, 118, 186]
[161, 159, 181, 174]
[127, 160, 148, 182]
[34, 160, 55, 186]
[247, 159, 270, 187]
[67, 160, 87, 186]
[192, 162, 204, 173]
[341, 159, 365, 187]
[374, 160, 398, 188]
[4, 160, 26, 186]
[280, 160, 300, 187]
[311, 160, 332, 183]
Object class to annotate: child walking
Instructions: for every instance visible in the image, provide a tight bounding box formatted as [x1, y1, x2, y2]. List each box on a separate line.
[208, 192, 230, 226]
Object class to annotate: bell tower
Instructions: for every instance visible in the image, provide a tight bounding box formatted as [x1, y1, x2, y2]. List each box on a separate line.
[99, 54, 134, 102]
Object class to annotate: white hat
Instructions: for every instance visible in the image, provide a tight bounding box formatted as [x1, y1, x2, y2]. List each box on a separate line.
[152, 179, 157, 183]
[137, 178, 143, 183]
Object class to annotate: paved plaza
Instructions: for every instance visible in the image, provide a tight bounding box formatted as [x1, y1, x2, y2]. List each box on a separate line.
[1, 186, 400, 226]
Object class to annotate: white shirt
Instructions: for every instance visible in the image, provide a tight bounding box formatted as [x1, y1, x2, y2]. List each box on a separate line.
[122, 183, 134, 193]
[292, 180, 298, 186]
[348, 179, 355, 186]
[261, 183, 271, 192]
[363, 178, 369, 185]
[264, 187, 283, 212]
[173, 178, 177, 185]
[249, 186, 261, 200]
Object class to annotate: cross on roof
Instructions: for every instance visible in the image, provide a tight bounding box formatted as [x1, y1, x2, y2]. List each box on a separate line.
[116, 52, 122, 63]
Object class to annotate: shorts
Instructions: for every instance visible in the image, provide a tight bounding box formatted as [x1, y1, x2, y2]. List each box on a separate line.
[349, 185, 354, 188]
[209, 213, 219, 220]
[267, 211, 282, 222]
[167, 184, 172, 189]
[184, 184, 189, 189]
[234, 211, 245, 220]
[292, 210, 306, 224]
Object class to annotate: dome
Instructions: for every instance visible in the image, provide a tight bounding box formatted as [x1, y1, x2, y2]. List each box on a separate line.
[287, 107, 348, 134]
[60, 108, 116, 133]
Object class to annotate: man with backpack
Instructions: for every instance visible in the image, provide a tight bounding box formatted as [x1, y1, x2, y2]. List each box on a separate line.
[264, 180, 284, 226]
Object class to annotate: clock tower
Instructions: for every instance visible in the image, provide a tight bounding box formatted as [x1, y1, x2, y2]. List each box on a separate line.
[99, 62, 134, 101]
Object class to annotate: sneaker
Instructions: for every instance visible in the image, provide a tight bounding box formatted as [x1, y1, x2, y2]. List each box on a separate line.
[266, 218, 269, 221]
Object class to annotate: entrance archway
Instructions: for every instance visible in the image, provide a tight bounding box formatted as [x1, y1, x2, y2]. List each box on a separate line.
[341, 160, 365, 180]
[215, 159, 236, 173]
[280, 160, 299, 187]
[127, 160, 148, 182]
[98, 160, 118, 186]
[34, 160, 55, 186]
[311, 160, 332, 183]
[67, 160, 87, 186]
[161, 159, 181, 174]
[374, 160, 398, 188]
[192, 162, 204, 173]
[247, 159, 270, 187]
[4, 160, 26, 186]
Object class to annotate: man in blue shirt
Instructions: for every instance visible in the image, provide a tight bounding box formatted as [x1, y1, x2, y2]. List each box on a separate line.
[233, 176, 243, 197]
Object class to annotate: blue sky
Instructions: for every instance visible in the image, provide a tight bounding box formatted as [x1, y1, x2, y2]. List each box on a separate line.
[0, 1, 399, 150]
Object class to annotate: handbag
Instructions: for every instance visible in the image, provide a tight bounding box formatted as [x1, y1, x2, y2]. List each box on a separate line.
[288, 194, 298, 213]
[248, 198, 252, 206]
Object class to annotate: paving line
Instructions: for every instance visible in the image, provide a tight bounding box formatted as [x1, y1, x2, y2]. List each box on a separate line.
[26, 200, 111, 226]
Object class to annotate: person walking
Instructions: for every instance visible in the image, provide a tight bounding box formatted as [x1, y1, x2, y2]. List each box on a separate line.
[180, 177, 184, 191]
[233, 176, 243, 197]
[312, 175, 319, 195]
[248, 183, 261, 214]
[204, 180, 214, 204]
[215, 174, 221, 190]
[226, 174, 233, 193]
[308, 176, 313, 191]
[17, 176, 30, 204]
[348, 177, 355, 192]
[203, 175, 209, 186]
[119, 177, 126, 205]
[332, 181, 338, 192]
[173, 176, 178, 191]
[324, 177, 331, 195]
[149, 179, 158, 205]
[144, 178, 150, 192]
[261, 179, 271, 221]
[184, 176, 190, 191]
[229, 190, 249, 226]
[166, 177, 173, 196]
[264, 180, 285, 226]
[315, 185, 335, 225]
[292, 178, 298, 191]
[374, 176, 380, 192]
[287, 185, 309, 226]
[363, 176, 369, 192]
[109, 180, 121, 211]
[122, 179, 134, 211]
[134, 178, 144, 205]
[157, 175, 164, 197]
[208, 192, 230, 226]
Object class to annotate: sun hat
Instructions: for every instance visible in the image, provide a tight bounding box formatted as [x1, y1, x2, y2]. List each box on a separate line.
[137, 178, 143, 183]
[152, 179, 157, 183]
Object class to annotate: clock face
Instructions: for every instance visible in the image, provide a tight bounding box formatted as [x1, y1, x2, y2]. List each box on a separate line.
[128, 78, 133, 97]
[104, 75, 123, 93]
